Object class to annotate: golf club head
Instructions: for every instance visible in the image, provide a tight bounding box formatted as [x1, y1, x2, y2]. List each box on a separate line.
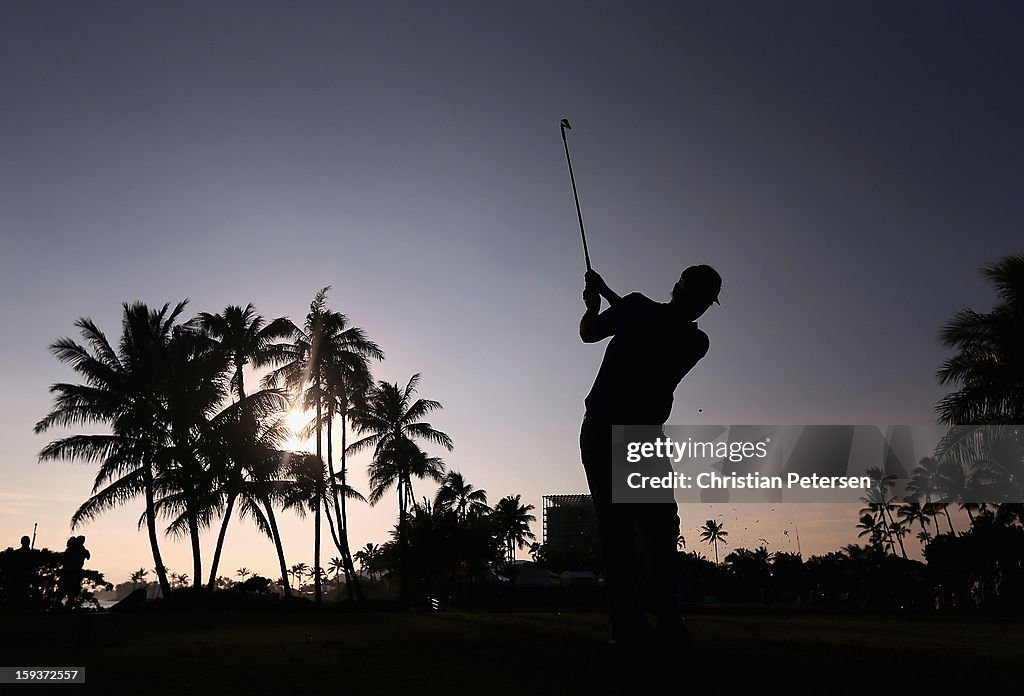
[560, 118, 571, 130]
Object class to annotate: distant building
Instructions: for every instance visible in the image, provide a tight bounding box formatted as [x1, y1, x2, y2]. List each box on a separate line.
[542, 494, 600, 571]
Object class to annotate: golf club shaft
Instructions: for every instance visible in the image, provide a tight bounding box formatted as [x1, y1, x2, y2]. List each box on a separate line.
[561, 128, 592, 272]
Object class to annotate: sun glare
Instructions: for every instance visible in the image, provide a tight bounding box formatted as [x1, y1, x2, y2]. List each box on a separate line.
[284, 408, 313, 451]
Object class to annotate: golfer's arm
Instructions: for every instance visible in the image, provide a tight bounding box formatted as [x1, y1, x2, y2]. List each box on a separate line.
[580, 307, 615, 343]
[600, 285, 622, 306]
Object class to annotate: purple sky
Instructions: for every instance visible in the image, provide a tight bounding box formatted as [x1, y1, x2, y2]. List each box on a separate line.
[1, 2, 1020, 583]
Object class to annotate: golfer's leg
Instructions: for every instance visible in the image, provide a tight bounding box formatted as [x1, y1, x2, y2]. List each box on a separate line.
[637, 500, 681, 619]
[580, 415, 640, 635]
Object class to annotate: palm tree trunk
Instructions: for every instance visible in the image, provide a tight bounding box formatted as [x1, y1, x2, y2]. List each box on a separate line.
[883, 506, 908, 559]
[877, 509, 897, 556]
[207, 491, 237, 588]
[314, 487, 323, 605]
[235, 355, 246, 402]
[399, 478, 410, 607]
[339, 414, 363, 601]
[188, 509, 203, 590]
[943, 505, 956, 534]
[314, 378, 324, 606]
[323, 500, 342, 551]
[144, 465, 172, 598]
[325, 406, 358, 601]
[262, 496, 291, 598]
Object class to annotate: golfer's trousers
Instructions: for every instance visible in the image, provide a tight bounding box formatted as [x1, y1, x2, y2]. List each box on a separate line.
[580, 413, 680, 622]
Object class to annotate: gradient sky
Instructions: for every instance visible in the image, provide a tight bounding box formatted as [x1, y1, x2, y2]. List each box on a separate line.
[2, 2, 1021, 584]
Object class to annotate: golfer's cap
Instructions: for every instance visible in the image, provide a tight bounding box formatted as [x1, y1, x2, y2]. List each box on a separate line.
[680, 265, 722, 304]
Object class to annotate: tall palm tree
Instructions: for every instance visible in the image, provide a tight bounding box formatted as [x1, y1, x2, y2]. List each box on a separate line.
[434, 471, 489, 521]
[937, 255, 1024, 425]
[348, 373, 452, 603]
[492, 495, 536, 564]
[35, 301, 192, 599]
[348, 372, 452, 507]
[152, 322, 235, 588]
[908, 457, 956, 534]
[860, 467, 906, 558]
[699, 519, 728, 565]
[265, 288, 383, 601]
[197, 304, 298, 594]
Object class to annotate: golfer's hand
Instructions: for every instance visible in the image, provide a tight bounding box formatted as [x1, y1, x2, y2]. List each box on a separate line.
[583, 283, 601, 312]
[585, 269, 608, 295]
[585, 269, 621, 306]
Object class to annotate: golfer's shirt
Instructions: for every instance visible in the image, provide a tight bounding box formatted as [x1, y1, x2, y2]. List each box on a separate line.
[585, 292, 709, 425]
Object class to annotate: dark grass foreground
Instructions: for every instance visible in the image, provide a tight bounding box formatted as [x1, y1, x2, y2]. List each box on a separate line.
[3, 608, 1022, 694]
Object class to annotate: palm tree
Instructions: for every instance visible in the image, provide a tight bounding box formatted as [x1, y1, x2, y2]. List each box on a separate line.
[434, 471, 489, 520]
[937, 255, 1024, 425]
[349, 374, 452, 603]
[203, 393, 292, 593]
[290, 562, 309, 589]
[328, 556, 345, 599]
[236, 567, 251, 581]
[367, 439, 446, 602]
[265, 288, 383, 601]
[129, 568, 149, 589]
[856, 513, 883, 550]
[197, 305, 297, 593]
[699, 519, 728, 565]
[152, 322, 234, 588]
[35, 301, 192, 599]
[897, 502, 930, 538]
[860, 467, 906, 558]
[355, 543, 380, 578]
[197, 304, 295, 404]
[907, 457, 951, 534]
[492, 495, 537, 564]
[319, 312, 381, 602]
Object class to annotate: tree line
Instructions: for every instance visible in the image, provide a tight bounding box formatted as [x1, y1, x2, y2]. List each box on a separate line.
[34, 288, 537, 607]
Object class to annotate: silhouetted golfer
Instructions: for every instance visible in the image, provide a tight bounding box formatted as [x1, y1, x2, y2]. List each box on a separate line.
[580, 265, 720, 645]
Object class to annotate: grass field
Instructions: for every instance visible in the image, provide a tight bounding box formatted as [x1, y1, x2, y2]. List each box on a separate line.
[3, 608, 1021, 694]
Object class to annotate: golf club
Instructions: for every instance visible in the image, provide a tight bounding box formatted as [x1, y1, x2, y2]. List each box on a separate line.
[560, 118, 592, 272]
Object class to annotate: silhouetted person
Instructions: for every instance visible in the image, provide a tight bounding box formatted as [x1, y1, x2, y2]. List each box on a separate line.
[57, 535, 90, 608]
[579, 265, 721, 645]
[6, 535, 36, 611]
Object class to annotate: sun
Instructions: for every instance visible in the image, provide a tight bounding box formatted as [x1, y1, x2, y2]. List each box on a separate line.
[284, 408, 313, 450]
[285, 408, 309, 434]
